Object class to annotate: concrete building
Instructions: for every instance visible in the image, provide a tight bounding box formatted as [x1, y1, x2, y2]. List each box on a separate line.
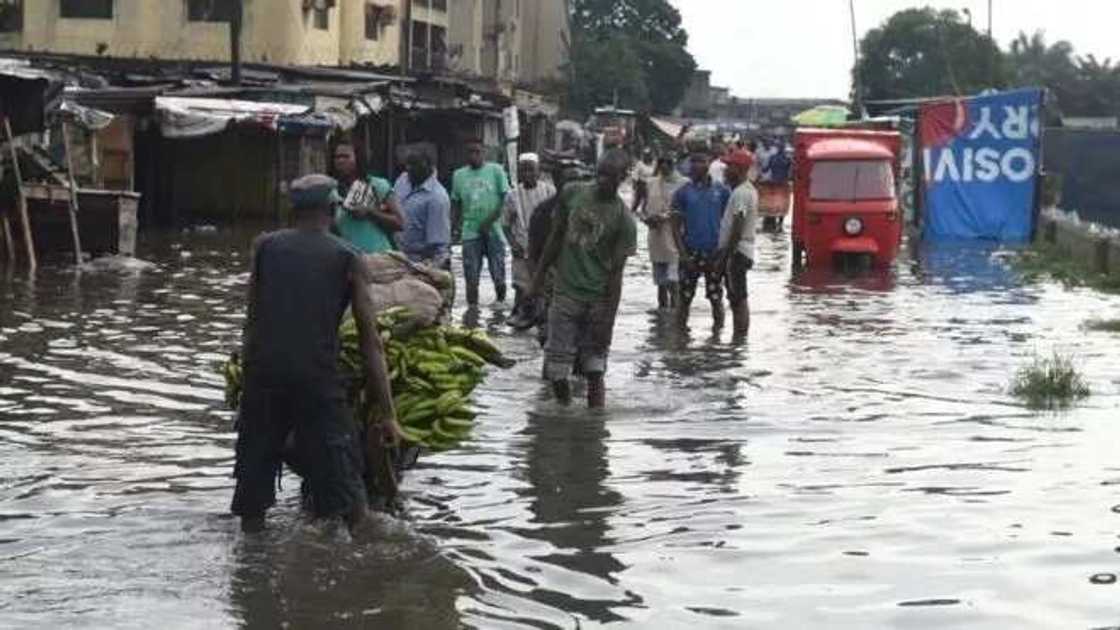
[446, 0, 482, 75]
[517, 0, 569, 85]
[421, 0, 564, 85]
[678, 69, 712, 118]
[404, 0, 450, 72]
[0, 0, 402, 67]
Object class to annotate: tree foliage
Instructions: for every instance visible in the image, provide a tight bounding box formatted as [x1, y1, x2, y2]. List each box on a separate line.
[856, 9, 1120, 120]
[855, 8, 1004, 102]
[1007, 31, 1120, 117]
[567, 0, 696, 115]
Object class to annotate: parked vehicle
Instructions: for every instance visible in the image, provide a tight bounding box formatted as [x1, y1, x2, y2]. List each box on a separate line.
[791, 129, 903, 270]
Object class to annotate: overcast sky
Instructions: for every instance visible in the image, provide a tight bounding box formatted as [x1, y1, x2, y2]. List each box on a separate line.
[670, 0, 1120, 100]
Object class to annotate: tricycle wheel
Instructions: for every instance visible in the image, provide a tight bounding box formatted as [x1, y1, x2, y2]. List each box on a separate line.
[792, 241, 805, 270]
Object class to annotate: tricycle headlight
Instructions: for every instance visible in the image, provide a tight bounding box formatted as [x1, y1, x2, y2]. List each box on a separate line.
[843, 217, 864, 236]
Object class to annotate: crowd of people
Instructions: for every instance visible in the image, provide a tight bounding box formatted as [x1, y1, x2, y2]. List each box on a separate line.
[230, 137, 776, 531]
[322, 136, 782, 407]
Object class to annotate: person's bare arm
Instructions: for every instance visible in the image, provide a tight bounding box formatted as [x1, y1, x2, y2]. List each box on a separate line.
[479, 205, 504, 235]
[716, 213, 744, 270]
[240, 234, 266, 360]
[529, 206, 568, 297]
[369, 195, 404, 233]
[631, 179, 647, 216]
[671, 205, 691, 268]
[350, 259, 404, 444]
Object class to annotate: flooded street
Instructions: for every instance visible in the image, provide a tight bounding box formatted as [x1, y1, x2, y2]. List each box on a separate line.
[2, 227, 1120, 629]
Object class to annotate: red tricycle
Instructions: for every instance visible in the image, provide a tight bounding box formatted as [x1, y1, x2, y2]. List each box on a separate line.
[790, 129, 902, 270]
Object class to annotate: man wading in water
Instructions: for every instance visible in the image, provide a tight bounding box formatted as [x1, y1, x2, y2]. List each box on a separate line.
[231, 174, 402, 534]
[531, 151, 637, 408]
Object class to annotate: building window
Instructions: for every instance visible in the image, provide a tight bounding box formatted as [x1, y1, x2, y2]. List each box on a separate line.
[432, 0, 447, 11]
[186, 0, 235, 23]
[411, 19, 429, 70]
[0, 0, 22, 33]
[431, 24, 447, 71]
[413, 0, 429, 8]
[365, 3, 381, 40]
[60, 0, 113, 19]
[313, 6, 329, 30]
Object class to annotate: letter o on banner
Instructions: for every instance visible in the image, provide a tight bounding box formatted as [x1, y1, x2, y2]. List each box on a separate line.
[1001, 148, 1035, 183]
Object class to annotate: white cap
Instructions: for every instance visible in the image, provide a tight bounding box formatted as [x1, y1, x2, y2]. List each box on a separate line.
[518, 152, 540, 164]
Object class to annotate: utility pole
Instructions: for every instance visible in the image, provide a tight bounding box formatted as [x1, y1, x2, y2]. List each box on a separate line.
[988, 0, 993, 38]
[849, 0, 862, 116]
[229, 0, 243, 85]
[400, 0, 412, 76]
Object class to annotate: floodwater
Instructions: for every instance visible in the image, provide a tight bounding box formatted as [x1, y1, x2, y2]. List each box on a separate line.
[2, 225, 1120, 630]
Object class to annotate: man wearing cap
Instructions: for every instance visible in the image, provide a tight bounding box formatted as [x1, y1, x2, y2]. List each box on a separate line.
[716, 150, 759, 337]
[503, 153, 556, 327]
[671, 151, 732, 330]
[231, 174, 401, 534]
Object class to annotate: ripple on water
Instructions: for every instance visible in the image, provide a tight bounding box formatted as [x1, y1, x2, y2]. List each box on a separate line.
[1, 231, 1120, 628]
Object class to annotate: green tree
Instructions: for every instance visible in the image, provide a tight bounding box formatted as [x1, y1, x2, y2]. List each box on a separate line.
[1006, 31, 1120, 118]
[855, 8, 1005, 102]
[1071, 54, 1120, 116]
[567, 33, 650, 113]
[567, 0, 696, 115]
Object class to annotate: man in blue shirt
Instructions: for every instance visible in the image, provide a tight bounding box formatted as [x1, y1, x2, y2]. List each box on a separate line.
[393, 152, 452, 270]
[672, 151, 732, 330]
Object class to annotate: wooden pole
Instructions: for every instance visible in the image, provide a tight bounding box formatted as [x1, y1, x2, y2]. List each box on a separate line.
[3, 117, 36, 270]
[232, 130, 242, 221]
[61, 121, 85, 265]
[1, 214, 14, 265]
[849, 0, 863, 117]
[273, 132, 282, 222]
[230, 0, 243, 85]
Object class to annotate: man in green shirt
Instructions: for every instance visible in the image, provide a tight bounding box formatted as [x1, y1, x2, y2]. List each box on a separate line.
[331, 142, 402, 254]
[531, 150, 637, 408]
[451, 139, 511, 306]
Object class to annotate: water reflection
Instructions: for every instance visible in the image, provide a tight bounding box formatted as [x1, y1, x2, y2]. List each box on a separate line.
[514, 407, 635, 624]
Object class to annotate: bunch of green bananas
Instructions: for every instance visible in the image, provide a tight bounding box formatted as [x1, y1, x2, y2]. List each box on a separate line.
[221, 306, 513, 453]
[222, 353, 243, 411]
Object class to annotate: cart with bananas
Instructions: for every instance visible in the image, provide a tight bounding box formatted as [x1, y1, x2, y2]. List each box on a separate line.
[221, 253, 514, 511]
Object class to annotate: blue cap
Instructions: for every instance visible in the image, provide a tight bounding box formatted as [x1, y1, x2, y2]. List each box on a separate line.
[290, 174, 341, 210]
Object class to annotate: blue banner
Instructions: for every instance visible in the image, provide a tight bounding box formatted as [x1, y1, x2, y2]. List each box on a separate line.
[920, 88, 1044, 242]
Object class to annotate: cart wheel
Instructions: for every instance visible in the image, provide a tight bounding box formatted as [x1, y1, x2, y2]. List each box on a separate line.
[792, 241, 805, 270]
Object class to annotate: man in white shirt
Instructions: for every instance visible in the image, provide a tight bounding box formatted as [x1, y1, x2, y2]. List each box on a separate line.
[707, 140, 728, 186]
[503, 153, 557, 326]
[715, 149, 758, 338]
[755, 137, 779, 183]
[632, 156, 687, 310]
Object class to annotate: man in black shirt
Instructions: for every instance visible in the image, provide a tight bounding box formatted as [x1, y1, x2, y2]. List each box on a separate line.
[231, 174, 401, 534]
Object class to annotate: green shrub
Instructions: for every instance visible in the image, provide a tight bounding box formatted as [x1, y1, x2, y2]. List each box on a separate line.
[1013, 246, 1120, 294]
[1010, 351, 1090, 408]
[1084, 319, 1120, 333]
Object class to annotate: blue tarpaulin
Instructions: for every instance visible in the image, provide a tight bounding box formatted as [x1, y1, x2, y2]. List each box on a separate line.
[920, 88, 1044, 243]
